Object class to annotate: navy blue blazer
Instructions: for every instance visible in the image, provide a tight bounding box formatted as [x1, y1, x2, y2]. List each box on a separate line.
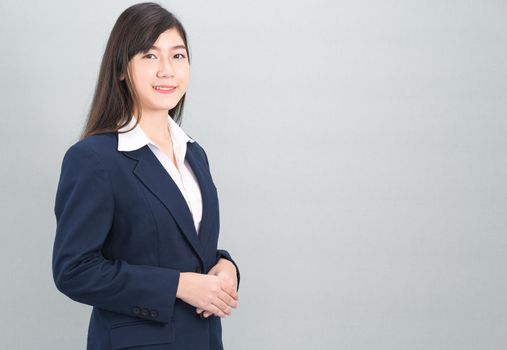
[52, 132, 240, 350]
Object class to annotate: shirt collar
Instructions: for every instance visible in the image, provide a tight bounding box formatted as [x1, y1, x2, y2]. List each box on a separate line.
[117, 114, 195, 152]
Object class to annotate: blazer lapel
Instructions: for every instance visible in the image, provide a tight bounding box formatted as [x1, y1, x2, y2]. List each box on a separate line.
[121, 145, 207, 264]
[185, 142, 214, 250]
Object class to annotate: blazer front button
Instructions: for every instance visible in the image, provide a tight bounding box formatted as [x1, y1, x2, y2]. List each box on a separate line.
[141, 308, 149, 316]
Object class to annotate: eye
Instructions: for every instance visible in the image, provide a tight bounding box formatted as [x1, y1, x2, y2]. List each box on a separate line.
[143, 53, 157, 59]
[174, 53, 187, 59]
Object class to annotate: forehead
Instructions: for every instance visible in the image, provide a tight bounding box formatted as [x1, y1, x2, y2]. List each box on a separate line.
[151, 28, 185, 49]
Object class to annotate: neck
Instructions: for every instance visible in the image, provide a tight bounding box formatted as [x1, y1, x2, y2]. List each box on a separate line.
[135, 110, 172, 144]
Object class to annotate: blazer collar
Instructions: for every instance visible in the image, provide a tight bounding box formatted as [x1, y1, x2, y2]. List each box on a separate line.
[117, 114, 195, 152]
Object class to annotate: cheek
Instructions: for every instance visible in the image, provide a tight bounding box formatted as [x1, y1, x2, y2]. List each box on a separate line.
[141, 69, 156, 85]
[177, 64, 189, 78]
[133, 64, 155, 82]
[177, 69, 190, 89]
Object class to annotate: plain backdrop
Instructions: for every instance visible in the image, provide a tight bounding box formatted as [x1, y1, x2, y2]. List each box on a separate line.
[1, 0, 506, 349]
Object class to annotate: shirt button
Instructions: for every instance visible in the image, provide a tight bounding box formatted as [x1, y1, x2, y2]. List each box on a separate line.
[132, 307, 140, 315]
[141, 308, 149, 316]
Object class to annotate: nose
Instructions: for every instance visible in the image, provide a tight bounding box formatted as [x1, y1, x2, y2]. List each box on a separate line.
[157, 58, 174, 78]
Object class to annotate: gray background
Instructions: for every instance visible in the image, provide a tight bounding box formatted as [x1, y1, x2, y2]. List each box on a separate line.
[1, 0, 506, 349]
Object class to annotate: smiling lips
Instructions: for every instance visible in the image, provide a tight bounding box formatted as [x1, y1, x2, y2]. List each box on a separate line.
[153, 85, 176, 94]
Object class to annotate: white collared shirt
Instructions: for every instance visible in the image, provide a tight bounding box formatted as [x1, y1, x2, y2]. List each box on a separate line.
[117, 115, 203, 234]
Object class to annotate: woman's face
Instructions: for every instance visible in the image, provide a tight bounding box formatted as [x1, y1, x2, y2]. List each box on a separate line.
[127, 28, 189, 115]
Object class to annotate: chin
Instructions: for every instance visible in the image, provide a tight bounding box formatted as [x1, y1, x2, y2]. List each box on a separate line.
[151, 100, 179, 111]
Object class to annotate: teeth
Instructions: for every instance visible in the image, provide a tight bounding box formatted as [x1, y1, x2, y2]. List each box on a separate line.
[154, 86, 174, 90]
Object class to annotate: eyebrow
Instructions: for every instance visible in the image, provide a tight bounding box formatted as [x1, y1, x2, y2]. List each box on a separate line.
[150, 44, 187, 51]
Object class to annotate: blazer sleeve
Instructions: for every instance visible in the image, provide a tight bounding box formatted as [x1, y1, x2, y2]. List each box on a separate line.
[52, 142, 180, 324]
[197, 143, 241, 292]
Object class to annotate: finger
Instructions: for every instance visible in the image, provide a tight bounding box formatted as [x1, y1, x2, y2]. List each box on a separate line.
[217, 277, 238, 301]
[213, 293, 232, 315]
[230, 289, 239, 300]
[218, 289, 238, 308]
[221, 280, 239, 300]
[224, 285, 239, 301]
[198, 305, 217, 317]
[200, 310, 213, 318]
[207, 303, 225, 318]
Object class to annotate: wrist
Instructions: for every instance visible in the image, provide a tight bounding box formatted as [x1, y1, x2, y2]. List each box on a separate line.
[176, 272, 188, 299]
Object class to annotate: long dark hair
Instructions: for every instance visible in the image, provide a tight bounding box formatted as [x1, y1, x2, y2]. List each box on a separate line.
[80, 2, 191, 140]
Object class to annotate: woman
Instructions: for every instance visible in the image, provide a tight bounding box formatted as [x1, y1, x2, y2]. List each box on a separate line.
[52, 3, 240, 349]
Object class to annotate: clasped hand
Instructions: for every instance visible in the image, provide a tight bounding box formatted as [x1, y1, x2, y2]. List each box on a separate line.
[176, 258, 239, 318]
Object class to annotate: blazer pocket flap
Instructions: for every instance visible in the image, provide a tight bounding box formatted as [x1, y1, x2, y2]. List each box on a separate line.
[110, 320, 175, 349]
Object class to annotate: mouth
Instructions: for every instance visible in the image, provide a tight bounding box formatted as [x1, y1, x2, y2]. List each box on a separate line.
[152, 85, 177, 94]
